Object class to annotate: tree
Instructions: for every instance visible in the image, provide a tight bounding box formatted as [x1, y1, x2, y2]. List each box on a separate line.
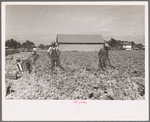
[107, 38, 117, 47]
[38, 44, 45, 50]
[111, 38, 117, 47]
[136, 43, 144, 50]
[5, 39, 21, 49]
[131, 41, 135, 48]
[45, 45, 51, 49]
[22, 40, 35, 49]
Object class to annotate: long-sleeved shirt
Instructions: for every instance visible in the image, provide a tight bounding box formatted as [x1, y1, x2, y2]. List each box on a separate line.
[98, 48, 109, 59]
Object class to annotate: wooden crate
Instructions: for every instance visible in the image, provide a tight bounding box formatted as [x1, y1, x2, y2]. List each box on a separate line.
[5, 71, 17, 80]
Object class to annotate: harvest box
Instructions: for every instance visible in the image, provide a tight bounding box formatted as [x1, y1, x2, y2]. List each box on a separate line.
[5, 71, 18, 80]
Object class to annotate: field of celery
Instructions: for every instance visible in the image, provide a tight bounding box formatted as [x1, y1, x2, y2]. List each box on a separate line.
[5, 50, 145, 100]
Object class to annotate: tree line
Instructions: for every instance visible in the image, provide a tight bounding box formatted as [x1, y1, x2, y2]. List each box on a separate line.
[5, 39, 35, 49]
[6, 38, 144, 50]
[5, 39, 50, 50]
[107, 38, 144, 50]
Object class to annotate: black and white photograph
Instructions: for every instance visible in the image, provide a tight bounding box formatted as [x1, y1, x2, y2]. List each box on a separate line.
[2, 1, 149, 121]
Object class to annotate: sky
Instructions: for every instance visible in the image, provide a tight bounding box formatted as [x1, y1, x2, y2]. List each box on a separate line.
[5, 5, 145, 46]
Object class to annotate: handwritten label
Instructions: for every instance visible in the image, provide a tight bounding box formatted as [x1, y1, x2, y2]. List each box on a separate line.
[73, 100, 87, 104]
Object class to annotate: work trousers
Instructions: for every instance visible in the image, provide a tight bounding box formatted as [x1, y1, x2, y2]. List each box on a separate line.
[51, 58, 65, 71]
[51, 59, 61, 68]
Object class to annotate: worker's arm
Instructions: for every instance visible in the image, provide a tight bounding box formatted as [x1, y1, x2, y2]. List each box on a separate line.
[47, 47, 51, 56]
[98, 49, 103, 58]
[47, 47, 51, 53]
[57, 49, 60, 56]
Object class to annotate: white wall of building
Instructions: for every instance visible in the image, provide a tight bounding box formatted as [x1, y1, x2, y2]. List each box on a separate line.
[59, 44, 103, 51]
[123, 45, 132, 50]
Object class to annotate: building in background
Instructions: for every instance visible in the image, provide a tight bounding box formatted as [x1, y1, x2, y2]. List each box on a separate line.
[142, 46, 145, 50]
[121, 42, 133, 50]
[56, 34, 104, 51]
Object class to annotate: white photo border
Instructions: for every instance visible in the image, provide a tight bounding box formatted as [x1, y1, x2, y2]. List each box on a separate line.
[2, 1, 149, 121]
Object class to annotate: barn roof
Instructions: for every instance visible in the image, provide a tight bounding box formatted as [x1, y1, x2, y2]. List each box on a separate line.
[56, 34, 104, 44]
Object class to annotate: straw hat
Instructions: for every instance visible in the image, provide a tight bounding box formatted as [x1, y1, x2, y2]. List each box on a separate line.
[51, 41, 56, 45]
[104, 43, 109, 47]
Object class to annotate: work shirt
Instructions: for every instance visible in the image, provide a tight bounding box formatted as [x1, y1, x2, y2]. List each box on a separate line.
[47, 46, 60, 60]
[32, 48, 37, 55]
[98, 48, 109, 59]
[33, 48, 36, 51]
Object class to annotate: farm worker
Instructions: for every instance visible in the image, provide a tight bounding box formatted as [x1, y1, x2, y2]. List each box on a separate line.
[98, 42, 113, 71]
[47, 41, 64, 70]
[31, 46, 39, 66]
[32, 46, 37, 55]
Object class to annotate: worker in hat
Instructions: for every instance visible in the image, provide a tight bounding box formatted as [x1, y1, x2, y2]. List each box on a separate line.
[47, 41, 64, 71]
[98, 42, 113, 71]
[31, 46, 39, 66]
[32, 46, 37, 55]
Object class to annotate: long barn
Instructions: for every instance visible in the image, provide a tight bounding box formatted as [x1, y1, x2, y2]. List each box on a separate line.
[56, 34, 104, 51]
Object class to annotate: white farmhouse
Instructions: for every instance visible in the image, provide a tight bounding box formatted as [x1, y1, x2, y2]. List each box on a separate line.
[121, 42, 132, 50]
